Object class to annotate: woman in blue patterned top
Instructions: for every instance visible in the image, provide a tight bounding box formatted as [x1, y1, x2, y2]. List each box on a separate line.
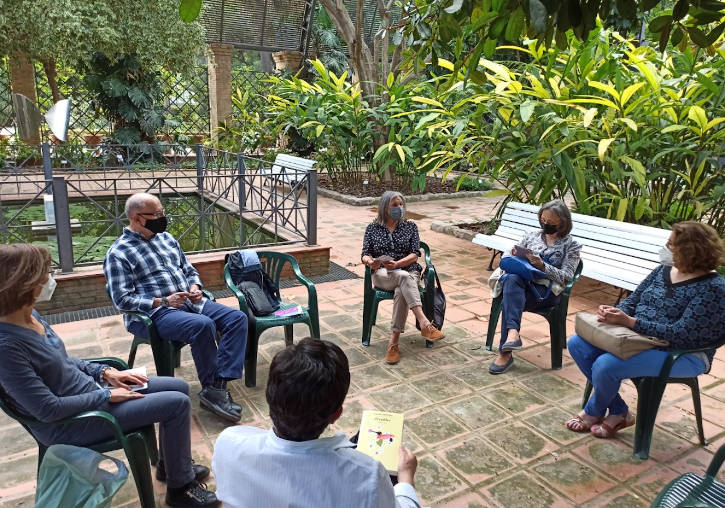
[566, 221, 725, 438]
[361, 191, 444, 365]
[489, 200, 582, 374]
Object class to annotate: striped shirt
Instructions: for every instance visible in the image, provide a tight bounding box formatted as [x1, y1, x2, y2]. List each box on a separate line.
[103, 229, 206, 330]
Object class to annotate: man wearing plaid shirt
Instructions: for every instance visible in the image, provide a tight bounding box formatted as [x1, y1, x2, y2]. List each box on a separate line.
[104, 193, 247, 422]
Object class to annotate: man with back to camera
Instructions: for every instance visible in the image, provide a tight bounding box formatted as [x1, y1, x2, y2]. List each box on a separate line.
[212, 338, 421, 507]
[104, 192, 248, 422]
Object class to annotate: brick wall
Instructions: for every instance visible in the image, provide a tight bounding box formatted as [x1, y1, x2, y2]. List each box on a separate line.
[35, 245, 330, 314]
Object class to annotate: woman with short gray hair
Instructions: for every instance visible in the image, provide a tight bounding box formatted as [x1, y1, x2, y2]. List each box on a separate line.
[489, 199, 581, 374]
[361, 192, 444, 364]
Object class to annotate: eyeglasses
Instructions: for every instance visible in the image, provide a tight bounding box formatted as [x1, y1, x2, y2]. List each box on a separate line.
[139, 210, 165, 219]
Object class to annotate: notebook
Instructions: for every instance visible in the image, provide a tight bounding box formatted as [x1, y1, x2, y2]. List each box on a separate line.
[356, 410, 404, 473]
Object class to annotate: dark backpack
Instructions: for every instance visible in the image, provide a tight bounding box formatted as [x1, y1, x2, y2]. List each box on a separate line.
[226, 252, 281, 316]
[415, 265, 446, 331]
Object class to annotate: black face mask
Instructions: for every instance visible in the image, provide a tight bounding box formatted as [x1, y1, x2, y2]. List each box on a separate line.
[541, 222, 558, 235]
[144, 216, 167, 234]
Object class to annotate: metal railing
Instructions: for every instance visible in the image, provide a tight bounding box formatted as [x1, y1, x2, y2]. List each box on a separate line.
[0, 143, 317, 272]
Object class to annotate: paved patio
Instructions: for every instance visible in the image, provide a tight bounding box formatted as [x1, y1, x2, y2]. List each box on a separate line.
[1, 193, 724, 507]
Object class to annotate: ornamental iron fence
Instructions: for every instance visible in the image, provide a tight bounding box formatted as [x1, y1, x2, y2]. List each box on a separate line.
[0, 143, 317, 272]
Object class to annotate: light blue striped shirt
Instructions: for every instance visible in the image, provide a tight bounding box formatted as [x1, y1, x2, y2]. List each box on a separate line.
[213, 427, 421, 508]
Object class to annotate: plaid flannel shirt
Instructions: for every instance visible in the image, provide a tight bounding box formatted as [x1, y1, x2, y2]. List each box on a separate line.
[104, 229, 206, 330]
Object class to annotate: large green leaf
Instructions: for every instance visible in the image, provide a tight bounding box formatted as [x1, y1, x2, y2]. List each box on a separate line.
[179, 0, 202, 23]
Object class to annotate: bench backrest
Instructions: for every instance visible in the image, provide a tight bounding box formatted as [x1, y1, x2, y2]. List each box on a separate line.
[497, 202, 671, 291]
[272, 154, 316, 172]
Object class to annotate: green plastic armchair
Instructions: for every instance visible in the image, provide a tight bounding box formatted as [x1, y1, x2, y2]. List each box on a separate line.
[651, 442, 725, 506]
[224, 251, 320, 388]
[0, 358, 158, 508]
[485, 259, 584, 370]
[582, 338, 725, 459]
[361, 241, 436, 348]
[106, 285, 215, 377]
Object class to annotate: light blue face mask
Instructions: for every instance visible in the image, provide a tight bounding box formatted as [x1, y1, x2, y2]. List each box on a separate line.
[659, 246, 674, 266]
[389, 206, 404, 221]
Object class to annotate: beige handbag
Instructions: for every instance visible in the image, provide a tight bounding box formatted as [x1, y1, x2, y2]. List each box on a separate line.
[575, 312, 669, 360]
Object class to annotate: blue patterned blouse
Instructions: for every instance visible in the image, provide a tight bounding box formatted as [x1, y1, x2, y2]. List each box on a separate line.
[617, 265, 725, 365]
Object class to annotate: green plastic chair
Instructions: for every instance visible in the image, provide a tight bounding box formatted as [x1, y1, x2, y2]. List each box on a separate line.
[0, 358, 158, 508]
[582, 338, 725, 460]
[224, 251, 320, 388]
[651, 442, 725, 507]
[361, 241, 436, 348]
[485, 259, 584, 370]
[106, 285, 215, 377]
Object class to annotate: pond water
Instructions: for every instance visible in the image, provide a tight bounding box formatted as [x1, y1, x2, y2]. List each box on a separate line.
[0, 195, 279, 264]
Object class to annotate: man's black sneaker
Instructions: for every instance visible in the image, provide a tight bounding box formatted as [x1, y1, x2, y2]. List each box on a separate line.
[199, 386, 241, 422]
[165, 480, 220, 508]
[156, 460, 210, 483]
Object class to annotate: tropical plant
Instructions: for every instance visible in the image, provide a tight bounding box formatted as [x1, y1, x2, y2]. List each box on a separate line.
[267, 60, 377, 183]
[215, 87, 279, 154]
[404, 27, 725, 232]
[82, 53, 166, 144]
[1, 0, 205, 104]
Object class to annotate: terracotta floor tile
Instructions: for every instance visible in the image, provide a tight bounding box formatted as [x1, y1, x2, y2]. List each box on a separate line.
[572, 438, 654, 481]
[482, 472, 573, 508]
[581, 488, 650, 508]
[414, 455, 468, 505]
[440, 437, 515, 483]
[437, 491, 490, 508]
[406, 408, 469, 446]
[629, 465, 681, 501]
[531, 454, 618, 504]
[483, 383, 546, 415]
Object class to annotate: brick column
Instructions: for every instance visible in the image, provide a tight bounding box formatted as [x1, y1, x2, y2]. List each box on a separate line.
[9, 52, 40, 144]
[207, 44, 234, 143]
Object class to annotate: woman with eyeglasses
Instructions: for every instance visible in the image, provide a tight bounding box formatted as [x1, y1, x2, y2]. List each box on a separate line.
[361, 191, 444, 364]
[566, 221, 725, 438]
[0, 244, 220, 507]
[489, 199, 582, 374]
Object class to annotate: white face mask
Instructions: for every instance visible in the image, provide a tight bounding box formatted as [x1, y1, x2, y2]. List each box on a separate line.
[37, 276, 57, 302]
[658, 246, 674, 266]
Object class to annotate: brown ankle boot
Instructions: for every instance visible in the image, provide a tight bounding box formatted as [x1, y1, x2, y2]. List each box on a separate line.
[421, 323, 445, 341]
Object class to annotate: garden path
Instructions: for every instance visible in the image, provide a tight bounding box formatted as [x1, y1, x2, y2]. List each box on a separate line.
[1, 193, 724, 507]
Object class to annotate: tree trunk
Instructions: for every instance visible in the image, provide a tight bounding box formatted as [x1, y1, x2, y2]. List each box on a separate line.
[42, 59, 61, 104]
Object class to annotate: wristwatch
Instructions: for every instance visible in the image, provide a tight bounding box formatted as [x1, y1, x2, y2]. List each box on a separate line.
[161, 296, 169, 307]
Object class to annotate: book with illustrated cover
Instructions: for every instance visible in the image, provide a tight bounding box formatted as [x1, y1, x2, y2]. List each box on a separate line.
[356, 410, 404, 473]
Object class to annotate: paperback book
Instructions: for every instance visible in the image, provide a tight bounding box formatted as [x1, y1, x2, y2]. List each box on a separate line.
[356, 410, 404, 473]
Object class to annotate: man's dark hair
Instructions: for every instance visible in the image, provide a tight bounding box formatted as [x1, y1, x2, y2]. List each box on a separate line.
[266, 338, 350, 441]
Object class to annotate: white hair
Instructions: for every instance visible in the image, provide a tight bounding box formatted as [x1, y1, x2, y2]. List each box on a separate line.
[125, 193, 160, 218]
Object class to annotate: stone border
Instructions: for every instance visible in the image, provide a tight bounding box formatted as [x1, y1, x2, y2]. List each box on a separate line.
[317, 186, 491, 206]
[430, 220, 478, 241]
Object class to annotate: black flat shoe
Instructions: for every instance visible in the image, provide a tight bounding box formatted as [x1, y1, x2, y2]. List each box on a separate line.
[199, 386, 241, 422]
[165, 480, 220, 508]
[489, 356, 514, 374]
[156, 460, 210, 483]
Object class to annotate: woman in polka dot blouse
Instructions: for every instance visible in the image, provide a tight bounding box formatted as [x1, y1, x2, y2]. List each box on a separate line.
[361, 191, 445, 364]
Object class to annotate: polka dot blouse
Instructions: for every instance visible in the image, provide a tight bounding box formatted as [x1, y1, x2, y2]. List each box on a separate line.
[361, 220, 422, 273]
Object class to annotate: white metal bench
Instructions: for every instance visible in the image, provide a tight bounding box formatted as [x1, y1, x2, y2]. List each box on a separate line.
[259, 153, 317, 187]
[472, 202, 671, 294]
